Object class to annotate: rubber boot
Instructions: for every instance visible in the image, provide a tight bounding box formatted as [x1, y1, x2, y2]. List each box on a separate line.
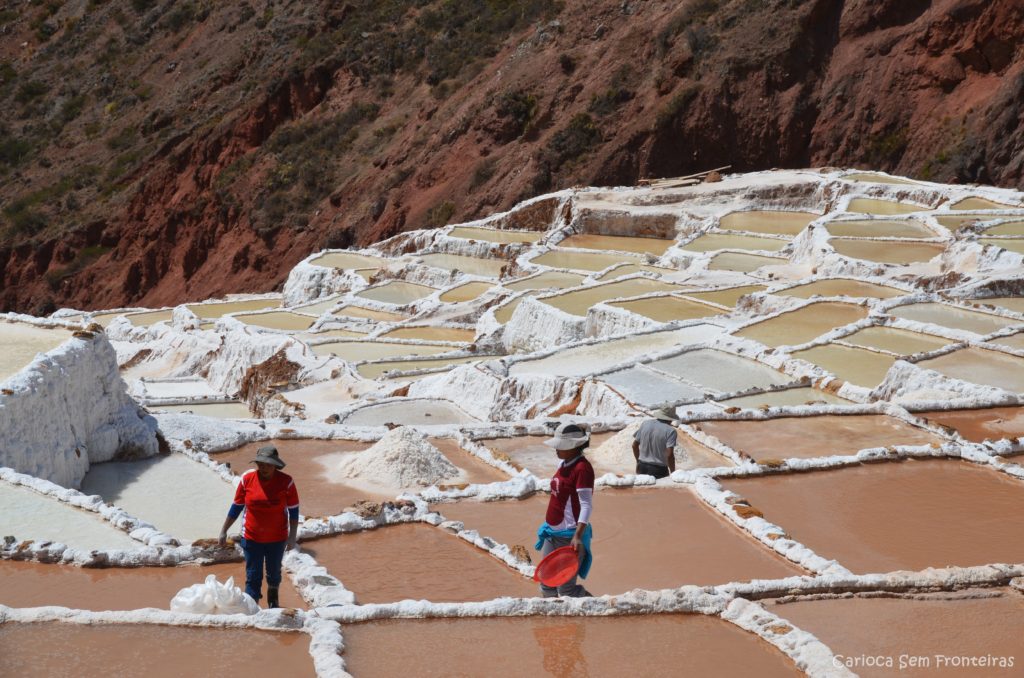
[267, 586, 280, 609]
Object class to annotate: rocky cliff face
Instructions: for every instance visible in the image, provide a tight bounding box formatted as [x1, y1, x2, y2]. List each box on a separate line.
[1, 0, 1022, 314]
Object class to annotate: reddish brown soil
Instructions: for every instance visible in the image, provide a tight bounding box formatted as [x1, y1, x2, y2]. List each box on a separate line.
[2, 1, 1023, 314]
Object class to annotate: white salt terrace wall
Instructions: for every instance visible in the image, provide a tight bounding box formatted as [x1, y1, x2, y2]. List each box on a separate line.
[0, 320, 158, 488]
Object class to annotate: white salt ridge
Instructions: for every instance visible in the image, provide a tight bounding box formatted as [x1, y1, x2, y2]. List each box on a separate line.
[325, 427, 460, 491]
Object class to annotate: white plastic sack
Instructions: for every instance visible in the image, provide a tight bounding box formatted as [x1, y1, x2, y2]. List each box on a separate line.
[170, 574, 260, 615]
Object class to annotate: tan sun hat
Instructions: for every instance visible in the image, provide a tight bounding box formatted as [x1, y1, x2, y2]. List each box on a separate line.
[252, 444, 286, 468]
[543, 422, 591, 451]
[652, 407, 677, 423]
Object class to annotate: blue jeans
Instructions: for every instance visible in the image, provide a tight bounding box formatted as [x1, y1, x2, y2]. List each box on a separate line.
[241, 538, 286, 602]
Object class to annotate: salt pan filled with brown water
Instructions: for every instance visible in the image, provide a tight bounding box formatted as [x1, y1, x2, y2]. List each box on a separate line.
[417, 252, 507, 277]
[839, 325, 953, 355]
[683, 284, 766, 307]
[647, 349, 792, 393]
[718, 386, 849, 408]
[0, 482, 140, 551]
[719, 210, 819, 235]
[508, 325, 722, 378]
[983, 220, 1024, 236]
[357, 355, 487, 379]
[847, 198, 930, 214]
[478, 432, 618, 477]
[694, 414, 942, 461]
[917, 346, 1024, 392]
[934, 213, 994, 229]
[234, 311, 316, 331]
[185, 297, 282, 318]
[304, 523, 536, 603]
[843, 172, 918, 185]
[599, 365, 706, 405]
[356, 281, 437, 304]
[982, 237, 1024, 255]
[333, 305, 408, 322]
[735, 301, 868, 347]
[890, 302, 1018, 335]
[155, 402, 253, 418]
[378, 326, 475, 343]
[80, 454, 233, 541]
[292, 296, 342, 315]
[493, 294, 536, 324]
[607, 295, 723, 322]
[707, 252, 785, 272]
[971, 296, 1024, 314]
[829, 238, 946, 264]
[919, 406, 1024, 443]
[342, 399, 479, 425]
[438, 281, 494, 302]
[682, 233, 789, 252]
[125, 309, 174, 326]
[951, 196, 1019, 210]
[792, 343, 895, 387]
[776, 278, 904, 299]
[341, 613, 800, 678]
[826, 219, 935, 238]
[0, 623, 314, 678]
[441, 488, 802, 592]
[724, 458, 1024, 573]
[530, 249, 639, 272]
[311, 340, 453, 361]
[0, 321, 72, 382]
[504, 270, 586, 291]
[0, 560, 305, 610]
[448, 225, 544, 243]
[309, 251, 383, 270]
[558, 233, 675, 255]
[540, 278, 681, 316]
[990, 331, 1024, 350]
[767, 591, 1024, 678]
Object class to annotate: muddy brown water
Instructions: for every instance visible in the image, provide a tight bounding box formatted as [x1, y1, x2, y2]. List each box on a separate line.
[682, 233, 789, 253]
[0, 622, 314, 677]
[683, 284, 767, 307]
[303, 523, 537, 603]
[480, 432, 616, 476]
[767, 590, 1024, 677]
[341, 613, 800, 677]
[791, 343, 896, 388]
[847, 198, 930, 215]
[719, 210, 819, 235]
[735, 301, 868, 348]
[694, 414, 942, 461]
[917, 347, 1024, 393]
[707, 252, 785, 272]
[439, 488, 803, 593]
[839, 326, 953, 355]
[775, 278, 905, 299]
[724, 458, 1024, 573]
[981, 238, 1024, 255]
[438, 281, 494, 302]
[540, 278, 682, 316]
[558, 233, 675, 255]
[0, 560, 305, 610]
[918, 406, 1024, 443]
[829, 239, 945, 264]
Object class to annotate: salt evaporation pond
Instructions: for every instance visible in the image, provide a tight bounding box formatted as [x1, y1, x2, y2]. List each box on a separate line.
[718, 386, 849, 408]
[693, 414, 942, 461]
[844, 172, 918, 185]
[540, 278, 682, 316]
[342, 399, 478, 426]
[155, 402, 253, 418]
[982, 237, 1024, 255]
[0, 482, 139, 551]
[493, 294, 536, 324]
[0, 623, 314, 677]
[971, 296, 1024, 314]
[0, 560, 305, 610]
[508, 326, 722, 377]
[707, 252, 784, 272]
[847, 198, 930, 214]
[356, 281, 437, 305]
[123, 309, 175, 326]
[448, 225, 543, 243]
[775, 278, 904, 299]
[440, 488, 802, 592]
[917, 346, 1024, 392]
[333, 305, 408, 321]
[529, 249, 639, 272]
[791, 343, 895, 388]
[767, 591, 1024, 678]
[951, 196, 1018, 210]
[185, 297, 282, 318]
[919, 406, 1024, 443]
[982, 220, 1024, 236]
[311, 340, 454, 361]
[308, 251, 384, 270]
[378, 326, 476, 343]
[724, 459, 1024, 573]
[438, 281, 494, 302]
[341, 614, 800, 678]
[933, 212, 994, 229]
[890, 301, 1018, 335]
[80, 454, 232, 541]
[735, 301, 868, 347]
[647, 349, 792, 393]
[839, 325, 953, 355]
[682, 233, 789, 253]
[607, 295, 724, 322]
[718, 210, 819, 235]
[595, 262, 677, 280]
[829, 238, 945, 264]
[357, 355, 486, 379]
[989, 331, 1024, 349]
[303, 523, 537, 603]
[825, 219, 935, 238]
[134, 378, 223, 400]
[600, 365, 706, 405]
[0, 321, 72, 382]
[292, 296, 341, 315]
[504, 270, 585, 291]
[417, 252, 507, 277]
[558, 233, 675, 255]
[234, 310, 316, 331]
[684, 284, 766, 307]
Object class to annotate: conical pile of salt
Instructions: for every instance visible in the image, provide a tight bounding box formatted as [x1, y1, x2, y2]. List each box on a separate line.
[333, 426, 460, 489]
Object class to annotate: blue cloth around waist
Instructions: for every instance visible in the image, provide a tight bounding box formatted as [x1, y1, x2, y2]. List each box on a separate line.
[535, 523, 593, 579]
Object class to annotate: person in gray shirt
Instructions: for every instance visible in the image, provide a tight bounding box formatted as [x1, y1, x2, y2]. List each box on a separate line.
[632, 407, 677, 479]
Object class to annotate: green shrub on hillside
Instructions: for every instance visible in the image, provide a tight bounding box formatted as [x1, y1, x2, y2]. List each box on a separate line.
[545, 113, 601, 171]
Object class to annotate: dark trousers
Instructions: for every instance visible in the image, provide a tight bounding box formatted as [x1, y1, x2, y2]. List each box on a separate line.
[636, 461, 670, 479]
[241, 538, 286, 602]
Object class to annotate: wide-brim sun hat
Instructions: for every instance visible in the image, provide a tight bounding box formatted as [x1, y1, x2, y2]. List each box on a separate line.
[252, 444, 286, 468]
[653, 407, 677, 423]
[544, 422, 591, 450]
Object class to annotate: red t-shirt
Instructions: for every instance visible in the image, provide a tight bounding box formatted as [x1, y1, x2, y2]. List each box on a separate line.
[545, 456, 595, 527]
[232, 469, 299, 543]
